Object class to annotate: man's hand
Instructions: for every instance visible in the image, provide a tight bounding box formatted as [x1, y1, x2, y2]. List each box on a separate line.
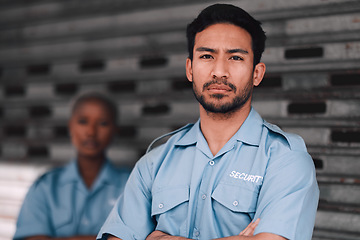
[145, 219, 284, 240]
[239, 218, 260, 236]
[146, 231, 190, 240]
[145, 219, 260, 240]
[25, 236, 97, 240]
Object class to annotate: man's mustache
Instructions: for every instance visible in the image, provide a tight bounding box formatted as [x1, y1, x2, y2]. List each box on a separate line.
[202, 78, 237, 92]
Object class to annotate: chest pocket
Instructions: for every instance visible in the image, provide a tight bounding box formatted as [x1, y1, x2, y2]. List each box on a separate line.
[212, 183, 259, 213]
[52, 207, 74, 236]
[151, 186, 189, 236]
[151, 186, 189, 216]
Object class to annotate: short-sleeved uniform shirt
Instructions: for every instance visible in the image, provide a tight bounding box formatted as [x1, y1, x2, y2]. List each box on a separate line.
[14, 159, 130, 239]
[98, 109, 319, 240]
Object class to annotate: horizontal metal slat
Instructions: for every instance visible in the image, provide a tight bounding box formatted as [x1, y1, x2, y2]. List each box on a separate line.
[315, 210, 360, 233]
[319, 184, 360, 205]
[1, 0, 359, 28]
[313, 228, 360, 240]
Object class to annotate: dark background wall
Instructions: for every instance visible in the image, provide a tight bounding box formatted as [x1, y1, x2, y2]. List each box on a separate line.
[0, 0, 360, 239]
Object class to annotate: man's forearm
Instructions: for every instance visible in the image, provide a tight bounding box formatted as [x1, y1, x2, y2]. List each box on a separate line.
[215, 233, 286, 240]
[25, 236, 97, 240]
[146, 232, 286, 240]
[146, 219, 263, 240]
[146, 231, 191, 240]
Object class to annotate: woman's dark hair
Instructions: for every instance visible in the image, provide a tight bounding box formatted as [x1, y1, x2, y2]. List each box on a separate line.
[186, 3, 266, 67]
[70, 91, 118, 123]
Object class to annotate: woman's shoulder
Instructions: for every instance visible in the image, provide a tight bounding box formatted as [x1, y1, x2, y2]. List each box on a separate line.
[31, 163, 70, 190]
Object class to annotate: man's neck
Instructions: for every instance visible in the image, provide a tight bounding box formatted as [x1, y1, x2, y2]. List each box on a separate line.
[199, 104, 251, 156]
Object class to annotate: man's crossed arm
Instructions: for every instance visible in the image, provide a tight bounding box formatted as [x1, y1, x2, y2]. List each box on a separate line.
[107, 219, 287, 240]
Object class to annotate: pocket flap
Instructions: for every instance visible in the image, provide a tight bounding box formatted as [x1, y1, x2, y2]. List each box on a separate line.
[212, 183, 258, 212]
[151, 186, 189, 216]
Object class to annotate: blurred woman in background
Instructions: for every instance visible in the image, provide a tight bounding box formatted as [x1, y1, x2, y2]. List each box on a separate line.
[14, 92, 130, 240]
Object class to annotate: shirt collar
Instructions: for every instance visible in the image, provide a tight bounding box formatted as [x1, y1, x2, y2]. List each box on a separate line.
[175, 120, 200, 146]
[175, 107, 263, 147]
[59, 158, 117, 186]
[234, 108, 264, 146]
[95, 159, 119, 186]
[59, 160, 80, 184]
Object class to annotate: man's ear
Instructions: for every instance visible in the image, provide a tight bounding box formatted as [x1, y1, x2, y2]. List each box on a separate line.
[253, 62, 266, 86]
[186, 58, 193, 82]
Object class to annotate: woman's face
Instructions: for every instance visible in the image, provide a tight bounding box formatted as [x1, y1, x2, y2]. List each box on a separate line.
[69, 99, 116, 159]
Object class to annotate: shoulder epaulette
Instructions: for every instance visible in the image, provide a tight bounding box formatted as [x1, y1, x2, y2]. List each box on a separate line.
[263, 121, 306, 151]
[146, 124, 193, 153]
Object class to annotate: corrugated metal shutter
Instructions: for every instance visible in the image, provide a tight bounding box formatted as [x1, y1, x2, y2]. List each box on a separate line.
[0, 0, 359, 239]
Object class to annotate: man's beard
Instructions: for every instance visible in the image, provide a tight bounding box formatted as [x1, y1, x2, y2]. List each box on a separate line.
[192, 77, 253, 114]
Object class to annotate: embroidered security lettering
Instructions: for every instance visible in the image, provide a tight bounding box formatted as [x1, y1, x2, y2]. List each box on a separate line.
[229, 171, 263, 183]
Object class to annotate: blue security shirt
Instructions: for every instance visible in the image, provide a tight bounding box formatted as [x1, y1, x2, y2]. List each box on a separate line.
[14, 159, 130, 239]
[98, 108, 319, 240]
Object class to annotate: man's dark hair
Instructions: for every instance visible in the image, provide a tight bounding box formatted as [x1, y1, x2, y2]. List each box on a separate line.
[186, 3, 266, 67]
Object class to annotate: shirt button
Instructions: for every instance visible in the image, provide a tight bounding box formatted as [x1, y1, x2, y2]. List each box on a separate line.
[194, 231, 200, 237]
[202, 194, 207, 200]
[158, 203, 164, 209]
[233, 200, 239, 206]
[209, 161, 215, 166]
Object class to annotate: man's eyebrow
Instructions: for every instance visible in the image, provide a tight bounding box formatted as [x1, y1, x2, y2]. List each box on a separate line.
[196, 47, 216, 53]
[195, 47, 249, 54]
[227, 48, 249, 54]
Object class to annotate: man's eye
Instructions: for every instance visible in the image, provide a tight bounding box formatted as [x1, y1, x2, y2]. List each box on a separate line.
[230, 56, 244, 61]
[200, 54, 213, 59]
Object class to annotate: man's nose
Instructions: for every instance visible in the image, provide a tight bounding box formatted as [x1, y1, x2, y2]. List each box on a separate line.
[211, 58, 229, 79]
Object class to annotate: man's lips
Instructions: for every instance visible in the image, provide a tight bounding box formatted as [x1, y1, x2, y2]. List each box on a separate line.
[207, 84, 233, 92]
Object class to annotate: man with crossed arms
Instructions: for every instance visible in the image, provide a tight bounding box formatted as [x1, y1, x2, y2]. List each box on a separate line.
[97, 4, 319, 240]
